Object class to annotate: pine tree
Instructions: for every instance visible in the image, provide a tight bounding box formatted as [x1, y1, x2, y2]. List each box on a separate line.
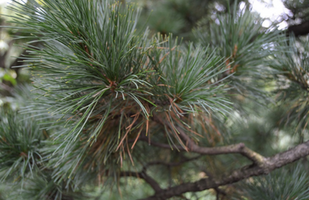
[1, 0, 309, 199]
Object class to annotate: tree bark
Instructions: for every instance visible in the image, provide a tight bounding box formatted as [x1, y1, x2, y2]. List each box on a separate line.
[288, 20, 309, 37]
[140, 140, 309, 200]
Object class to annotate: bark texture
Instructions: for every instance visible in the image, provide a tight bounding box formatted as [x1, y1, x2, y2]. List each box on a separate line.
[138, 140, 309, 200]
[288, 20, 309, 37]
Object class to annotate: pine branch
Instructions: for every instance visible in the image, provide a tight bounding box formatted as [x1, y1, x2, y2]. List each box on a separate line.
[6, 1, 309, 199]
[202, 169, 226, 199]
[119, 171, 162, 193]
[176, 126, 265, 165]
[288, 20, 309, 37]
[139, 140, 309, 200]
[140, 135, 264, 164]
[152, 115, 265, 165]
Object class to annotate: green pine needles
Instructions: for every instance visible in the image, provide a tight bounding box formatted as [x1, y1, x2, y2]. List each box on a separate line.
[2, 0, 309, 199]
[194, 3, 283, 101]
[0, 111, 44, 182]
[8, 0, 231, 187]
[239, 163, 309, 200]
[271, 36, 309, 133]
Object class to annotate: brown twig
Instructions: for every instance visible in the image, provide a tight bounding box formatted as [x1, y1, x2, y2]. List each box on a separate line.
[149, 115, 266, 165]
[176, 126, 265, 165]
[139, 135, 264, 165]
[202, 169, 226, 199]
[119, 171, 162, 193]
[139, 140, 309, 200]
